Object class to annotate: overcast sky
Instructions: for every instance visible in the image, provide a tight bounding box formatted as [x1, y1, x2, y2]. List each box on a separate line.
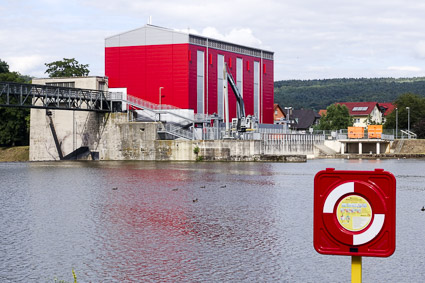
[2, 0, 425, 80]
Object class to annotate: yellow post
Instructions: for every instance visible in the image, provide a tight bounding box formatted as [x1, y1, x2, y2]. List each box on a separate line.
[351, 256, 362, 283]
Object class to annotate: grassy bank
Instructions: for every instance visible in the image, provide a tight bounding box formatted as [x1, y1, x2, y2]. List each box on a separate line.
[0, 146, 29, 162]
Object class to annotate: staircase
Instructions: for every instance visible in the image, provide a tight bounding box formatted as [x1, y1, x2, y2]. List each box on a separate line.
[123, 95, 199, 140]
[314, 144, 338, 156]
[394, 139, 405, 154]
[158, 123, 194, 140]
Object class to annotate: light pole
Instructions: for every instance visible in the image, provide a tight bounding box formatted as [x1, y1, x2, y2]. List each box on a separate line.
[159, 87, 164, 110]
[406, 106, 410, 138]
[284, 107, 293, 133]
[395, 108, 398, 139]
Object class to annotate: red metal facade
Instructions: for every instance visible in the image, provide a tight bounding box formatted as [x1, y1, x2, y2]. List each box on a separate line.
[106, 44, 190, 108]
[106, 41, 274, 123]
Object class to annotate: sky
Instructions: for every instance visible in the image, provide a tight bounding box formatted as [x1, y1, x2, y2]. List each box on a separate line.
[1, 0, 425, 80]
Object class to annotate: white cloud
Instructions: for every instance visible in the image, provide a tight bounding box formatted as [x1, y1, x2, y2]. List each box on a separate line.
[414, 41, 425, 59]
[387, 66, 422, 72]
[6, 55, 48, 77]
[3, 0, 425, 79]
[198, 27, 262, 48]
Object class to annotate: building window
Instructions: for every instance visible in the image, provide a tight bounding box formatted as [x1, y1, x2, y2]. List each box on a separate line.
[217, 54, 224, 118]
[253, 61, 260, 119]
[236, 58, 243, 115]
[197, 50, 205, 114]
[99, 81, 106, 91]
[46, 82, 75, 88]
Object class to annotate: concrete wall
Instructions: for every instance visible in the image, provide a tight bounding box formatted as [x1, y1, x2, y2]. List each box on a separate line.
[396, 139, 425, 154]
[30, 77, 108, 161]
[324, 140, 341, 153]
[95, 117, 278, 161]
[29, 108, 105, 160]
[30, 109, 310, 161]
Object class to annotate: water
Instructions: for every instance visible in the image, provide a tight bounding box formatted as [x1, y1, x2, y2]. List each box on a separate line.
[1, 159, 425, 282]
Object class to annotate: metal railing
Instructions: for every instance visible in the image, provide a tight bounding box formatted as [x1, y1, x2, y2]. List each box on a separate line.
[126, 95, 180, 111]
[0, 81, 112, 112]
[159, 123, 193, 140]
[312, 129, 395, 141]
[400, 130, 417, 139]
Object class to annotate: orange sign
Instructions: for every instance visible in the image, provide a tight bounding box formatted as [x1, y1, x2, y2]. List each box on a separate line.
[348, 127, 364, 139]
[368, 125, 383, 139]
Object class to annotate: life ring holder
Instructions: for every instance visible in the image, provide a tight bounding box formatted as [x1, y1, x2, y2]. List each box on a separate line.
[322, 181, 386, 246]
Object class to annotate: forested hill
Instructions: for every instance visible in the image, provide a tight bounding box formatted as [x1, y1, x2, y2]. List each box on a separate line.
[274, 77, 425, 110]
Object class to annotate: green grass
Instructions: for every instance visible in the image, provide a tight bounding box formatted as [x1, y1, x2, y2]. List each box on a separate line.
[0, 146, 29, 162]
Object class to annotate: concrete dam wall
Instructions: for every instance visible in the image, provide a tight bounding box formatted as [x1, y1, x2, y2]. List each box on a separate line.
[30, 111, 318, 162]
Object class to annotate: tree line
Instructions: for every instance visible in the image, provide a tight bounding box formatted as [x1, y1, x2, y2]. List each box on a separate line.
[274, 77, 425, 111]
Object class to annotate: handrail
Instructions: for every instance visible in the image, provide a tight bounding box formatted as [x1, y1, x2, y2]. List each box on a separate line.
[159, 123, 193, 140]
[400, 129, 417, 139]
[126, 95, 180, 110]
[123, 95, 211, 123]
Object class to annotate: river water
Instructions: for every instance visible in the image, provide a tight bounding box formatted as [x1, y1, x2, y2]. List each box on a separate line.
[1, 159, 425, 282]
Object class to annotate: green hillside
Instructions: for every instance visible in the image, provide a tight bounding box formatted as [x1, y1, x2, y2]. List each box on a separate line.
[274, 77, 425, 110]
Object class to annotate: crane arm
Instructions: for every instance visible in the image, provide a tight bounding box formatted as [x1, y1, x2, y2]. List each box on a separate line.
[225, 65, 246, 118]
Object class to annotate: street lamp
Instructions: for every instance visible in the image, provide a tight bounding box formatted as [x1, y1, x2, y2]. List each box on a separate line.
[395, 108, 398, 139]
[159, 87, 164, 110]
[406, 106, 410, 138]
[284, 107, 293, 132]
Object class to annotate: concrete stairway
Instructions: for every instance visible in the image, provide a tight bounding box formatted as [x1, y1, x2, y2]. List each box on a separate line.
[158, 123, 193, 140]
[314, 144, 338, 156]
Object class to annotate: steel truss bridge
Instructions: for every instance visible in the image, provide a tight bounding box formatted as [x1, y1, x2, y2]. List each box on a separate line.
[0, 81, 114, 112]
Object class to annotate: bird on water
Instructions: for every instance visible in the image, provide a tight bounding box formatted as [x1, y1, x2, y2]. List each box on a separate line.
[421, 206, 425, 211]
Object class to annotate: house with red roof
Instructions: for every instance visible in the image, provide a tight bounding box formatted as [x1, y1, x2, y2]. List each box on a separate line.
[378, 102, 395, 124]
[336, 102, 382, 127]
[318, 109, 327, 117]
[273, 103, 286, 124]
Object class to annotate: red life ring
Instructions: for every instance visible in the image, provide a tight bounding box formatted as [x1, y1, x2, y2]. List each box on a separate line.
[322, 181, 386, 246]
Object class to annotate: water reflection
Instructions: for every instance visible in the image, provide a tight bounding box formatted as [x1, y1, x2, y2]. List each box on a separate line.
[1, 159, 425, 282]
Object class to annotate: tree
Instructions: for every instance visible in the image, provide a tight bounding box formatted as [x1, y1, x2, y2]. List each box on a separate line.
[0, 59, 9, 73]
[384, 93, 425, 137]
[412, 118, 425, 138]
[317, 104, 353, 130]
[0, 59, 31, 146]
[45, 58, 89, 77]
[384, 93, 425, 129]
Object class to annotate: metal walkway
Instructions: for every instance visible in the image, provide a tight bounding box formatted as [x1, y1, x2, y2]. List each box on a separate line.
[0, 81, 112, 112]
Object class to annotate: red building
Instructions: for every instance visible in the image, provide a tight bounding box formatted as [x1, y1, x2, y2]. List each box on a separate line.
[105, 25, 274, 123]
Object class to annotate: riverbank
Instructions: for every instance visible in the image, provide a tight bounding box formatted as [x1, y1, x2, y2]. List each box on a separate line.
[0, 146, 29, 162]
[317, 153, 425, 159]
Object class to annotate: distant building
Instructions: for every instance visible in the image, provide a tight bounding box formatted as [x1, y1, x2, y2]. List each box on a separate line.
[105, 24, 274, 123]
[336, 102, 382, 127]
[318, 109, 327, 117]
[378, 102, 395, 124]
[282, 109, 320, 131]
[273, 103, 286, 124]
